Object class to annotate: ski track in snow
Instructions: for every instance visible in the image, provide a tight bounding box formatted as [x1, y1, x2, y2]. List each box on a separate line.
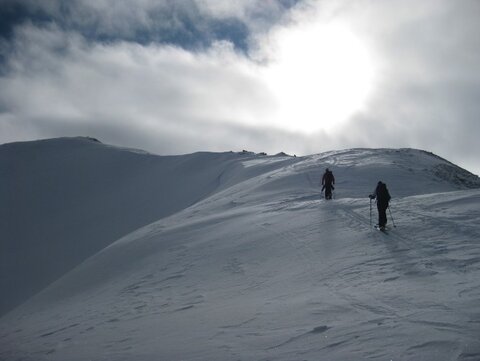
[1, 138, 480, 360]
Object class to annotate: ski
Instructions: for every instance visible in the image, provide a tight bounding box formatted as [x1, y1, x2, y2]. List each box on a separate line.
[374, 225, 388, 233]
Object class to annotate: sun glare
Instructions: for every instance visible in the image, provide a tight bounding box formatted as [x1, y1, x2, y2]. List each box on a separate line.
[261, 21, 375, 133]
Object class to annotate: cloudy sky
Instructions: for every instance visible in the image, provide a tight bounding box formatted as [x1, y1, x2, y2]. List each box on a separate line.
[1, 0, 479, 174]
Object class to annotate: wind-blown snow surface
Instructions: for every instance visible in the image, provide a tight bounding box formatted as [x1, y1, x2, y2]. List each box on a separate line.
[1, 138, 480, 360]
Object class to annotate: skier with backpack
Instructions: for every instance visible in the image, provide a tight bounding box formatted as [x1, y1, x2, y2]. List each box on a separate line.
[369, 181, 391, 230]
[321, 168, 335, 200]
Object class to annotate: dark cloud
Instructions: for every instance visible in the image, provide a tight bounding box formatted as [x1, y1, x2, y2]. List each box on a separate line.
[0, 1, 31, 39]
[0, 0, 301, 53]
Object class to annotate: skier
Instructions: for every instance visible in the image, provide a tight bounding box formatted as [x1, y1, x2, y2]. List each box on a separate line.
[321, 168, 335, 200]
[369, 181, 391, 230]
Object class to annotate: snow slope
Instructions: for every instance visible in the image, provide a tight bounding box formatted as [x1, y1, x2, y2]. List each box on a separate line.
[1, 139, 480, 360]
[0, 137, 289, 316]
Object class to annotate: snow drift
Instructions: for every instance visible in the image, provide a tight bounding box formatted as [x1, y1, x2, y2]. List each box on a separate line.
[1, 137, 480, 361]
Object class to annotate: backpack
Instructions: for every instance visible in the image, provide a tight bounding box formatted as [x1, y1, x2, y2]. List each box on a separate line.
[377, 183, 391, 203]
[324, 171, 334, 185]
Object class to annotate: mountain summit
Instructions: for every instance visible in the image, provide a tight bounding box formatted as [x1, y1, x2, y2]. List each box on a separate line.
[1, 137, 480, 360]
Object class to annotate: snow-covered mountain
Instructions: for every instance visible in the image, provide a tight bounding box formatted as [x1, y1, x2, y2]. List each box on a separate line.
[1, 137, 480, 360]
[0, 137, 273, 316]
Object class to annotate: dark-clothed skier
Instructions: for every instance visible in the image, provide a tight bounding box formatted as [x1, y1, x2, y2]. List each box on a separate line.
[321, 168, 335, 200]
[369, 181, 391, 230]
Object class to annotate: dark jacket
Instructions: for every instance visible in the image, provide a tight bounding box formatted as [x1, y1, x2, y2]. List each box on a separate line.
[372, 182, 391, 208]
[322, 171, 335, 186]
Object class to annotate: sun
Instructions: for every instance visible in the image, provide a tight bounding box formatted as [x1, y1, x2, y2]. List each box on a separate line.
[260, 20, 375, 134]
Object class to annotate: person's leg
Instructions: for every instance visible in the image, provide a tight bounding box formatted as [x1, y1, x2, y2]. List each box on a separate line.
[378, 205, 387, 227]
[325, 185, 332, 199]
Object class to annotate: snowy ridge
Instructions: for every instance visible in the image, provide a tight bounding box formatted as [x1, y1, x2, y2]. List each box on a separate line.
[0, 137, 295, 316]
[1, 138, 480, 361]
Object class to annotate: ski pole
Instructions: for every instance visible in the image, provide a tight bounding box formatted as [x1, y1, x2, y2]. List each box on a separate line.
[388, 206, 396, 228]
[369, 198, 372, 227]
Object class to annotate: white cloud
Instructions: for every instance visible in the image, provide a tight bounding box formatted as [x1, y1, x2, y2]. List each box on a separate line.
[2, 0, 480, 176]
[0, 23, 300, 154]
[330, 0, 480, 174]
